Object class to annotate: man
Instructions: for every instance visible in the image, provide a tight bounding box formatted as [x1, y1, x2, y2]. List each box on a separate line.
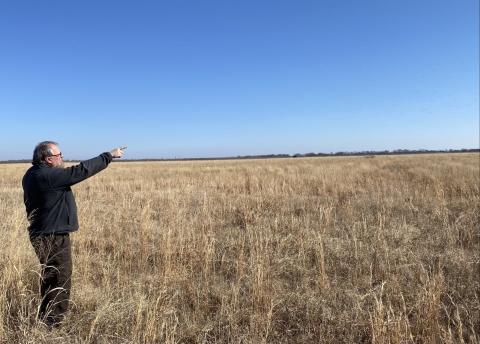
[22, 141, 127, 329]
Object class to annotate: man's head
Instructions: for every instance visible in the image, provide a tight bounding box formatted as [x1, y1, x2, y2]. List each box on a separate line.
[32, 141, 64, 168]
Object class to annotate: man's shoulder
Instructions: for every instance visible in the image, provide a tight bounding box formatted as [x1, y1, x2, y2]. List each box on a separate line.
[29, 164, 51, 174]
[22, 165, 42, 188]
[23, 164, 55, 180]
[24, 164, 39, 176]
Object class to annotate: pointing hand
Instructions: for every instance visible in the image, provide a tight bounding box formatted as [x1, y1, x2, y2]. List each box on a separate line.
[110, 146, 127, 158]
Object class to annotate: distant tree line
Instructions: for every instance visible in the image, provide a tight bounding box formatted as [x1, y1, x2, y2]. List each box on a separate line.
[291, 148, 479, 158]
[1, 148, 478, 164]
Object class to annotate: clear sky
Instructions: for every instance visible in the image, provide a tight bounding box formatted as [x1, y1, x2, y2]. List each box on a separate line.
[1, 1, 478, 160]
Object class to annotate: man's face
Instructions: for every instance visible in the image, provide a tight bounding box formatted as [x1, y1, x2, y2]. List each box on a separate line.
[45, 144, 64, 168]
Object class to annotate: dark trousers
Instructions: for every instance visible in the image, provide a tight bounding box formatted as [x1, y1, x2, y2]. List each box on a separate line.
[29, 233, 72, 327]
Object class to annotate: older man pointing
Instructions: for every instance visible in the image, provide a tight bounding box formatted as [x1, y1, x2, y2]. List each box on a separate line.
[22, 141, 127, 329]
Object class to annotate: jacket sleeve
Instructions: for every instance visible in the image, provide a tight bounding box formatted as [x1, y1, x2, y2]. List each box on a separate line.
[45, 152, 113, 189]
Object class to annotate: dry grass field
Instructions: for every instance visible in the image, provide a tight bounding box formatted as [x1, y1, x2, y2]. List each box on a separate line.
[0, 153, 478, 343]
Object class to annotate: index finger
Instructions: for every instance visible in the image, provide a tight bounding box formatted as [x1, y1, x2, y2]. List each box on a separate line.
[119, 146, 128, 150]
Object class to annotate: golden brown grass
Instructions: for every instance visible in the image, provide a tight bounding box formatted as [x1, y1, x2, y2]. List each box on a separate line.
[0, 153, 478, 343]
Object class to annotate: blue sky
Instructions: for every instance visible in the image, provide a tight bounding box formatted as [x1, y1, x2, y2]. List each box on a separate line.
[1, 1, 478, 160]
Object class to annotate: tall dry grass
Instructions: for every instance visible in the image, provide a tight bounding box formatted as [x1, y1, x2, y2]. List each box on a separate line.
[0, 153, 478, 343]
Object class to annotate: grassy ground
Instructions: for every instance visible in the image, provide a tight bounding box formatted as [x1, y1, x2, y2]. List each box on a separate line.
[0, 153, 478, 343]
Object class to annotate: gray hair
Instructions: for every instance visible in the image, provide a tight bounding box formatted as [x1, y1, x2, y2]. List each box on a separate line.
[32, 141, 58, 165]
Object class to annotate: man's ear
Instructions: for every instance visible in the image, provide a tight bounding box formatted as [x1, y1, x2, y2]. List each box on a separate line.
[44, 157, 52, 166]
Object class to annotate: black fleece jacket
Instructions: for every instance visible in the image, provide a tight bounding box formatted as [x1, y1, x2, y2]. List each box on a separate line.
[22, 152, 113, 235]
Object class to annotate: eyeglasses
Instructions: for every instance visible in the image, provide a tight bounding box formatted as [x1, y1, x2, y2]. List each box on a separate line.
[50, 152, 63, 158]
